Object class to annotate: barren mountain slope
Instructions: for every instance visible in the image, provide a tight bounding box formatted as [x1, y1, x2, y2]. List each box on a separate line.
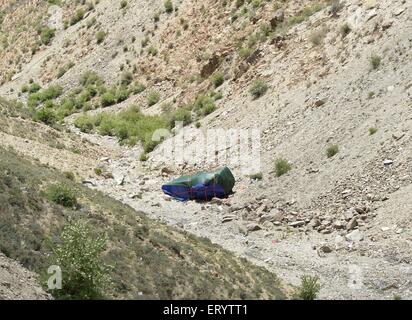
[0, 253, 51, 300]
[0, 0, 411, 300]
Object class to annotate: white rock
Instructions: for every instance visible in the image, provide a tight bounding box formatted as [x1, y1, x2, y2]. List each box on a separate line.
[346, 229, 364, 242]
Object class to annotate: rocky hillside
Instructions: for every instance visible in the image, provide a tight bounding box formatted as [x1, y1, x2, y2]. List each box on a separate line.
[0, 0, 411, 300]
[0, 252, 51, 300]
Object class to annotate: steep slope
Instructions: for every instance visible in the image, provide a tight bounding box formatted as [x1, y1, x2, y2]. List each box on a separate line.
[0, 0, 411, 300]
[0, 252, 51, 300]
[0, 140, 286, 299]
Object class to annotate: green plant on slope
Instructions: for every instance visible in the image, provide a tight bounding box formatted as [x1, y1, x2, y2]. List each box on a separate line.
[296, 275, 321, 300]
[275, 158, 291, 177]
[50, 220, 111, 299]
[47, 183, 77, 208]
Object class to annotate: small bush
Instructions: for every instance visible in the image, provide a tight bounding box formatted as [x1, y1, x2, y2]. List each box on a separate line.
[249, 172, 263, 180]
[340, 23, 351, 37]
[148, 46, 158, 56]
[94, 168, 103, 175]
[35, 107, 57, 125]
[192, 94, 216, 117]
[168, 107, 192, 127]
[275, 158, 292, 177]
[101, 92, 116, 107]
[370, 54, 381, 70]
[296, 275, 321, 300]
[80, 71, 103, 86]
[70, 9, 85, 25]
[369, 127, 378, 135]
[29, 83, 41, 93]
[120, 0, 127, 9]
[139, 153, 148, 161]
[64, 171, 75, 181]
[249, 79, 268, 99]
[164, 0, 173, 13]
[147, 91, 160, 106]
[50, 220, 111, 299]
[74, 114, 95, 133]
[40, 27, 55, 45]
[326, 144, 339, 158]
[131, 82, 146, 94]
[47, 183, 77, 208]
[211, 72, 224, 88]
[310, 29, 326, 46]
[96, 31, 106, 44]
[120, 71, 133, 86]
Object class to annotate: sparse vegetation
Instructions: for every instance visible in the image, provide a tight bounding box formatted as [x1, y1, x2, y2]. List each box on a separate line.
[326, 144, 339, 158]
[370, 54, 381, 70]
[164, 0, 174, 13]
[0, 148, 285, 300]
[249, 79, 268, 99]
[70, 9, 85, 26]
[147, 90, 160, 106]
[74, 105, 168, 151]
[369, 127, 378, 135]
[96, 31, 107, 44]
[275, 158, 292, 177]
[40, 27, 55, 45]
[120, 0, 128, 9]
[340, 23, 351, 37]
[50, 220, 111, 299]
[47, 183, 77, 208]
[296, 275, 321, 300]
[310, 28, 327, 46]
[211, 72, 224, 88]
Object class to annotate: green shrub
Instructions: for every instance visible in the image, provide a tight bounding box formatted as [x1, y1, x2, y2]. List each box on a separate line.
[50, 220, 111, 299]
[74, 114, 95, 133]
[47, 183, 77, 208]
[120, 71, 133, 86]
[370, 54, 381, 70]
[131, 82, 146, 94]
[340, 23, 351, 37]
[29, 83, 41, 93]
[70, 9, 85, 25]
[40, 27, 55, 45]
[296, 275, 321, 300]
[369, 127, 378, 135]
[80, 71, 103, 86]
[148, 46, 158, 56]
[192, 94, 216, 116]
[211, 72, 224, 88]
[168, 107, 192, 127]
[249, 79, 268, 99]
[275, 158, 291, 177]
[164, 0, 173, 13]
[101, 91, 116, 107]
[63, 171, 75, 181]
[96, 31, 106, 44]
[94, 168, 103, 175]
[326, 144, 339, 158]
[147, 91, 160, 106]
[120, 0, 127, 9]
[35, 107, 57, 125]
